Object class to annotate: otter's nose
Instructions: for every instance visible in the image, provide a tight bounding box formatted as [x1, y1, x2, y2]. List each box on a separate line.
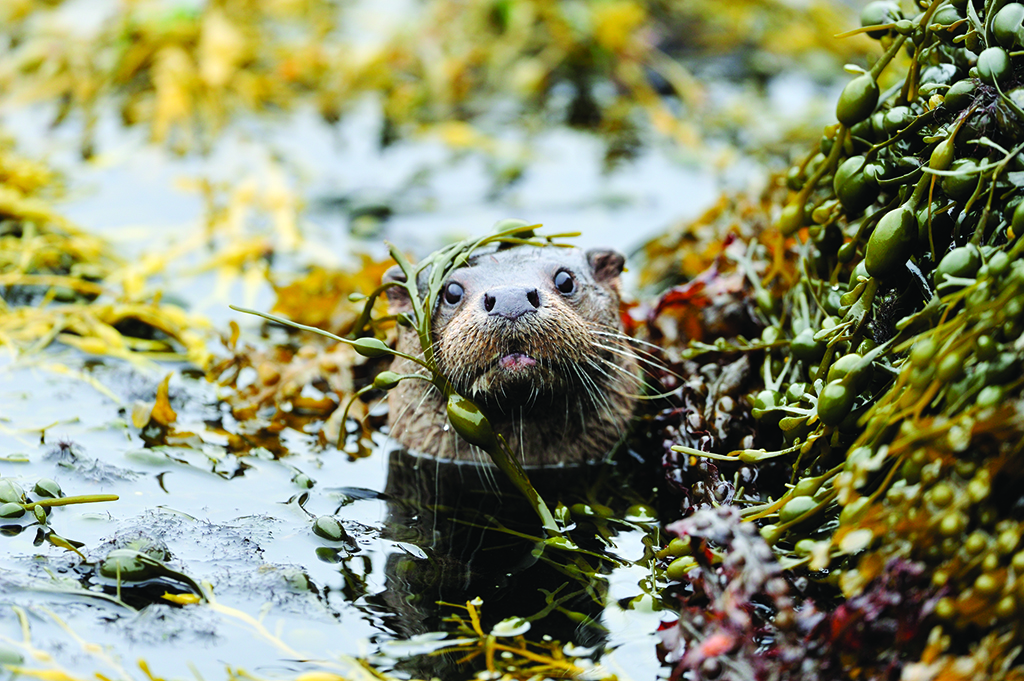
[483, 286, 541, 320]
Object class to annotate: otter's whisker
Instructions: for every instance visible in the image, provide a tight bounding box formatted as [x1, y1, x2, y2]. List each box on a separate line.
[587, 326, 667, 352]
[586, 345, 645, 382]
[573, 361, 613, 417]
[588, 341, 675, 384]
[585, 324, 677, 368]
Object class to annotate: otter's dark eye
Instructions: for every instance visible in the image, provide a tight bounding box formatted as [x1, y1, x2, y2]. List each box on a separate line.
[443, 282, 464, 305]
[554, 270, 575, 294]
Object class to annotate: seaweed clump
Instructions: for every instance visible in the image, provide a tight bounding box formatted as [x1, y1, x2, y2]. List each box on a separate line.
[208, 261, 393, 455]
[643, 0, 1024, 677]
[658, 507, 942, 680]
[0, 137, 210, 366]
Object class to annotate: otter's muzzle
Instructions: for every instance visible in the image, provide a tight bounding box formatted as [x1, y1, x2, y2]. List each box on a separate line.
[483, 286, 541, 320]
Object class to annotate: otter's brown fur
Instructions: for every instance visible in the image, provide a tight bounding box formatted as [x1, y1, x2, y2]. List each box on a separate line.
[384, 243, 639, 467]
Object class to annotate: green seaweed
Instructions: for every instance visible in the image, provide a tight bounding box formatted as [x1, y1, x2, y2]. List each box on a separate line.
[644, 0, 1024, 674]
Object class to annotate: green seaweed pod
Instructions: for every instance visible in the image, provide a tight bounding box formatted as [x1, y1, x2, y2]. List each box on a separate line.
[792, 327, 826, 362]
[99, 549, 160, 581]
[834, 155, 879, 213]
[33, 479, 61, 499]
[1012, 200, 1024, 235]
[860, 1, 902, 39]
[445, 394, 499, 450]
[943, 80, 976, 111]
[313, 516, 353, 543]
[372, 370, 403, 390]
[977, 47, 1011, 85]
[837, 74, 879, 127]
[779, 495, 818, 525]
[827, 353, 870, 388]
[935, 245, 980, 287]
[941, 158, 979, 201]
[929, 138, 955, 171]
[993, 4, 1024, 49]
[492, 218, 536, 239]
[0, 480, 25, 504]
[349, 337, 393, 358]
[778, 200, 806, 236]
[0, 502, 25, 519]
[930, 4, 966, 44]
[865, 205, 915, 278]
[817, 380, 855, 427]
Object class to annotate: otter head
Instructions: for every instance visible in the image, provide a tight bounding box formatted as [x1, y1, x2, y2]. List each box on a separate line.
[384, 245, 628, 415]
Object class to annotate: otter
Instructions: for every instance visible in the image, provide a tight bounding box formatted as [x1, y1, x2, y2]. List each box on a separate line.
[384, 242, 640, 467]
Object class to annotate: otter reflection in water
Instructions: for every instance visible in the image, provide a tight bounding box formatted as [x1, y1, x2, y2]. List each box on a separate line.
[373, 446, 627, 679]
[369, 242, 645, 677]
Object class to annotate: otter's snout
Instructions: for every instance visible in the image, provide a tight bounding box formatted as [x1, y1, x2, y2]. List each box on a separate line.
[483, 286, 541, 320]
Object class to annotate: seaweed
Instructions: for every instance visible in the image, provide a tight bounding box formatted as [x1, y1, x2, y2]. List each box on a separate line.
[0, 143, 211, 367]
[643, 0, 1024, 676]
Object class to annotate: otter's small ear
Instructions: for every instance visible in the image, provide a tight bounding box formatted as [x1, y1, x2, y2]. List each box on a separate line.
[586, 249, 626, 283]
[383, 265, 412, 312]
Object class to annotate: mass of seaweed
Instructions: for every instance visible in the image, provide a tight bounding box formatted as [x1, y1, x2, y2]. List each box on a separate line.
[642, 0, 1024, 677]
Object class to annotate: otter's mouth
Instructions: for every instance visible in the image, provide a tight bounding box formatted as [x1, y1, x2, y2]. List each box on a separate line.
[465, 352, 545, 402]
[497, 352, 537, 372]
[458, 350, 572, 411]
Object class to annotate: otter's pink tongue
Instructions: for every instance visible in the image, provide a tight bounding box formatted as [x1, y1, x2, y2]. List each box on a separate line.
[499, 352, 537, 371]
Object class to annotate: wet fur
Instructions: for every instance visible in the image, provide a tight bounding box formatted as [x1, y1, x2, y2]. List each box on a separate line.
[385, 244, 640, 467]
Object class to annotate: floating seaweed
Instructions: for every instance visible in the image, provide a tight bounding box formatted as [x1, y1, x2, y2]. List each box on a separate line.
[0, 142, 211, 366]
[428, 599, 614, 679]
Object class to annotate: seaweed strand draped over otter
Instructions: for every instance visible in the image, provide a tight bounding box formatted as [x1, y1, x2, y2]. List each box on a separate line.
[233, 222, 604, 533]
